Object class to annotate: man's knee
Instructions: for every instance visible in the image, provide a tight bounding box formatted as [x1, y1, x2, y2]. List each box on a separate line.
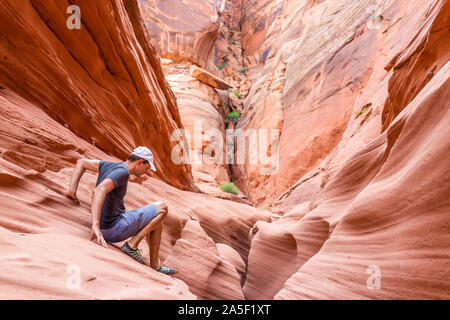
[154, 201, 168, 217]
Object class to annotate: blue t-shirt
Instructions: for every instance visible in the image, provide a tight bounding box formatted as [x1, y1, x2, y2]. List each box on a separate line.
[95, 161, 129, 229]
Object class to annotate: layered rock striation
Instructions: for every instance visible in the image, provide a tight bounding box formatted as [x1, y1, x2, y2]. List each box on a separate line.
[0, 0, 194, 191]
[0, 0, 269, 299]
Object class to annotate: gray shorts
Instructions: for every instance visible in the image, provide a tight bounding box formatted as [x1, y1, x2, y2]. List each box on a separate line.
[101, 203, 158, 243]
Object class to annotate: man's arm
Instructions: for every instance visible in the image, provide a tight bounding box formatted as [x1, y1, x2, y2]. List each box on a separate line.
[66, 159, 100, 204]
[90, 178, 115, 247]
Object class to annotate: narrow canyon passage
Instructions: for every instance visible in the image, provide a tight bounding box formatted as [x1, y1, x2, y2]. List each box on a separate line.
[142, 0, 255, 205]
[139, 0, 450, 299]
[0, 0, 448, 300]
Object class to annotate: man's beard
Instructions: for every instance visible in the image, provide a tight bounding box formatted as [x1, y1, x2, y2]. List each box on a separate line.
[133, 169, 141, 177]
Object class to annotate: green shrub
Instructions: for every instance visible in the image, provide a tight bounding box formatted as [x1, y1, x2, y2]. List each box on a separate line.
[220, 181, 239, 195]
[217, 62, 227, 70]
[355, 103, 372, 118]
[231, 40, 236, 45]
[238, 67, 248, 73]
[230, 90, 242, 99]
[226, 111, 240, 120]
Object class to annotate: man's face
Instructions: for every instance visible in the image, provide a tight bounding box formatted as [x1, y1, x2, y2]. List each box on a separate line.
[135, 160, 151, 177]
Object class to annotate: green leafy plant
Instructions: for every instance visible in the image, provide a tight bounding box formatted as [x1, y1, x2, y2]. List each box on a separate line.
[230, 90, 242, 99]
[238, 67, 248, 73]
[226, 111, 240, 120]
[355, 103, 372, 118]
[220, 181, 239, 195]
[231, 40, 236, 45]
[217, 62, 227, 70]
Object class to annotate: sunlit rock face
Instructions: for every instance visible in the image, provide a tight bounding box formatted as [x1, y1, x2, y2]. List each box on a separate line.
[161, 61, 232, 197]
[138, 0, 221, 69]
[234, 0, 449, 209]
[274, 61, 450, 300]
[138, 0, 245, 198]
[238, 0, 450, 299]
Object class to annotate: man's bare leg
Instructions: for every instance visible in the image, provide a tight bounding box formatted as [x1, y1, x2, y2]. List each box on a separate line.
[127, 201, 167, 269]
[147, 223, 163, 270]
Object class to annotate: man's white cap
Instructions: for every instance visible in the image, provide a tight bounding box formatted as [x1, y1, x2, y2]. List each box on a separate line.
[132, 146, 156, 172]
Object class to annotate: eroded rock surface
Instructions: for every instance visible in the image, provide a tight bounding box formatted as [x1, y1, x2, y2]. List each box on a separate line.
[0, 0, 195, 191]
[236, 0, 449, 208]
[275, 61, 450, 299]
[0, 0, 269, 299]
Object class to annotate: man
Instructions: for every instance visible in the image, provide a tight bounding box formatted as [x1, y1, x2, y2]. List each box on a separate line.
[65, 146, 178, 275]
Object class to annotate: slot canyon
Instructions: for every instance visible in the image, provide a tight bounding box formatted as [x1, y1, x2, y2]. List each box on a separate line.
[0, 0, 449, 300]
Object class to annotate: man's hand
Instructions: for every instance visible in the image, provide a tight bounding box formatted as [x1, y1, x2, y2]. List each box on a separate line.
[90, 226, 108, 248]
[65, 190, 80, 205]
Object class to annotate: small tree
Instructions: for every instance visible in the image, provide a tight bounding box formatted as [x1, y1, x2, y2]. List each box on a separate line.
[227, 111, 240, 124]
[229, 90, 242, 99]
[220, 181, 239, 195]
[217, 62, 227, 70]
